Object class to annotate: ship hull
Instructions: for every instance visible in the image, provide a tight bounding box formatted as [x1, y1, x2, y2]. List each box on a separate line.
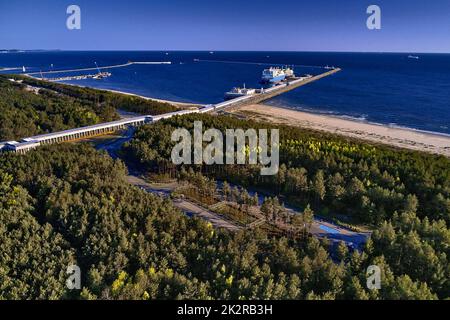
[224, 93, 247, 100]
[261, 74, 286, 84]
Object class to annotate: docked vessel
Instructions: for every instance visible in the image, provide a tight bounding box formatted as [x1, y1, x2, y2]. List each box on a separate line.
[92, 62, 111, 80]
[261, 67, 294, 84]
[224, 84, 257, 100]
[92, 71, 111, 80]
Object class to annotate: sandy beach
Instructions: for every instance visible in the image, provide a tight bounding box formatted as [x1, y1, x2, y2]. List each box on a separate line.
[230, 104, 450, 157]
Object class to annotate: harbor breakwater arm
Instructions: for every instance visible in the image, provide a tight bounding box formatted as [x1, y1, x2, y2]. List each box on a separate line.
[26, 61, 172, 76]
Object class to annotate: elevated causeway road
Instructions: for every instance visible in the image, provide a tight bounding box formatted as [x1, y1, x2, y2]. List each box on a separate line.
[0, 68, 340, 153]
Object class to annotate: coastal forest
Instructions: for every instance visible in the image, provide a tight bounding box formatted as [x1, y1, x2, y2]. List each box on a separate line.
[123, 113, 450, 299]
[0, 75, 177, 141]
[125, 114, 450, 226]
[1, 144, 448, 299]
[0, 85, 448, 299]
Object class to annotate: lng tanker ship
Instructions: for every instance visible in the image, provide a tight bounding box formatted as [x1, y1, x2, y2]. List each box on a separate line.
[261, 66, 295, 84]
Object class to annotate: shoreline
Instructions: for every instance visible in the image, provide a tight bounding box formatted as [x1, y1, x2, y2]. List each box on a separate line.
[229, 104, 450, 157]
[13, 74, 450, 156]
[273, 105, 450, 139]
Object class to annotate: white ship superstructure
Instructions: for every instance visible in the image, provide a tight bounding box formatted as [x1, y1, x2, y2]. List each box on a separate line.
[261, 66, 295, 83]
[224, 84, 257, 100]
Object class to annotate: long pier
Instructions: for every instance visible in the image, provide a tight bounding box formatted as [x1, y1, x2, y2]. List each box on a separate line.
[0, 68, 340, 154]
[200, 68, 341, 113]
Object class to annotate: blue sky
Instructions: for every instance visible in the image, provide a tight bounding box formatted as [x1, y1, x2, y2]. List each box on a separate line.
[1, 0, 450, 52]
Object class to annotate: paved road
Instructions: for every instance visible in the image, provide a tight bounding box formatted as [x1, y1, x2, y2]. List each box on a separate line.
[125, 174, 241, 231]
[94, 126, 136, 159]
[172, 200, 241, 231]
[96, 128, 370, 247]
[95, 132, 241, 231]
[216, 181, 371, 249]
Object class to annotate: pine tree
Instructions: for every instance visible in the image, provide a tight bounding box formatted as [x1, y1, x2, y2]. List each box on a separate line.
[336, 241, 349, 262]
[312, 170, 326, 203]
[404, 194, 419, 213]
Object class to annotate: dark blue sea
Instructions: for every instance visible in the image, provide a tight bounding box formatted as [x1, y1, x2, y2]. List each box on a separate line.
[1, 51, 449, 135]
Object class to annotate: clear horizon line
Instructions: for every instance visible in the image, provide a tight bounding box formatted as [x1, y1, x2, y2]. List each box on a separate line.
[4, 49, 450, 54]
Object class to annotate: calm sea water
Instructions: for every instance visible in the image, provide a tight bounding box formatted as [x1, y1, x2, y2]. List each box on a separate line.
[1, 51, 449, 135]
